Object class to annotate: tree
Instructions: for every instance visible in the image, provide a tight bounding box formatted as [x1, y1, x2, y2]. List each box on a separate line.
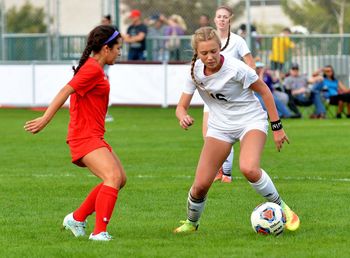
[281, 0, 350, 34]
[121, 0, 245, 34]
[6, 1, 47, 33]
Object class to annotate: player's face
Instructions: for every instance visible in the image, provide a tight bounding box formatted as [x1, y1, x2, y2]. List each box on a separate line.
[214, 9, 231, 31]
[197, 39, 221, 70]
[106, 40, 122, 65]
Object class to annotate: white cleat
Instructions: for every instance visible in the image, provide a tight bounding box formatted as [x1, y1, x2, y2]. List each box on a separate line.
[62, 213, 87, 237]
[89, 232, 113, 241]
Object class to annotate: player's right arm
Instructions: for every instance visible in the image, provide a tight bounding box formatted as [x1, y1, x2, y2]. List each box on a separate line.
[176, 93, 194, 130]
[24, 84, 75, 134]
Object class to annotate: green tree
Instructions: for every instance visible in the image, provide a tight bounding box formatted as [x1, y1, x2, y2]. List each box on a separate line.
[6, 1, 47, 33]
[121, 0, 244, 34]
[281, 0, 350, 33]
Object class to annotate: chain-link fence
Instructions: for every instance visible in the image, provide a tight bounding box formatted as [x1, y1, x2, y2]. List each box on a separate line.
[0, 0, 349, 78]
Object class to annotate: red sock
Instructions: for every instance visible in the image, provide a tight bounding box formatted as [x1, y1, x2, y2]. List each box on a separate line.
[73, 183, 103, 222]
[93, 185, 118, 235]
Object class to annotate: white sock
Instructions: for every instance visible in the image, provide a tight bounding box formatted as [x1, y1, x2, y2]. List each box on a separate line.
[249, 169, 281, 205]
[187, 189, 206, 224]
[222, 148, 234, 176]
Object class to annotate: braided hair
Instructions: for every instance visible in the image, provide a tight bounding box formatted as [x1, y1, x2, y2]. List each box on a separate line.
[73, 25, 121, 75]
[215, 5, 233, 52]
[190, 27, 221, 89]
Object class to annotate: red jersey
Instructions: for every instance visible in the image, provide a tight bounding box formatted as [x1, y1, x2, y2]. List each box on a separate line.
[67, 58, 109, 141]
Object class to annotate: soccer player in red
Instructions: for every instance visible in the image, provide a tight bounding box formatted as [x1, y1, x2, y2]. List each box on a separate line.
[24, 25, 125, 241]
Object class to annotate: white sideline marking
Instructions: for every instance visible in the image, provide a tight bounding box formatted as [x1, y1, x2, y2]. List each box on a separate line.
[1, 174, 349, 182]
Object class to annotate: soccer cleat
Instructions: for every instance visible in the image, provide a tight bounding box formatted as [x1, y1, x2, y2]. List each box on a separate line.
[174, 220, 199, 233]
[89, 232, 113, 241]
[62, 212, 87, 237]
[214, 167, 223, 182]
[281, 201, 300, 231]
[221, 175, 232, 183]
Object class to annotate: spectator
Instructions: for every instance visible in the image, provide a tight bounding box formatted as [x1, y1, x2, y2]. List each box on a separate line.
[284, 63, 324, 118]
[237, 23, 261, 55]
[198, 14, 210, 27]
[164, 14, 186, 61]
[101, 14, 112, 25]
[255, 61, 295, 118]
[123, 9, 148, 61]
[147, 14, 167, 61]
[311, 65, 350, 118]
[270, 28, 295, 75]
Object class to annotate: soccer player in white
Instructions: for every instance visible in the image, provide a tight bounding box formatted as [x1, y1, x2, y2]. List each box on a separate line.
[203, 6, 256, 183]
[174, 27, 300, 233]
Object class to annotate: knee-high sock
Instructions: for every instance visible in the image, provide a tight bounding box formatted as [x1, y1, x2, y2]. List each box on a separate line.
[249, 169, 281, 205]
[93, 185, 118, 235]
[222, 148, 234, 176]
[73, 183, 103, 222]
[187, 189, 206, 225]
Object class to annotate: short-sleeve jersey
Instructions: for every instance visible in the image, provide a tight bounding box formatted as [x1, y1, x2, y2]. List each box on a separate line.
[67, 57, 109, 141]
[184, 57, 267, 131]
[203, 32, 251, 113]
[221, 32, 251, 60]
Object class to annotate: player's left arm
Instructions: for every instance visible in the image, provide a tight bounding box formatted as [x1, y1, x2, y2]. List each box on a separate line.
[251, 79, 289, 151]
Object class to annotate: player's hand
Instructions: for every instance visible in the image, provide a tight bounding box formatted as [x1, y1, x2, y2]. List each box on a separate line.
[273, 129, 289, 152]
[24, 116, 48, 134]
[179, 114, 194, 130]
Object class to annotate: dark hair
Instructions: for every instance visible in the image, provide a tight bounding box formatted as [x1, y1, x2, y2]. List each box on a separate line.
[104, 14, 111, 21]
[282, 27, 291, 33]
[323, 65, 336, 80]
[73, 25, 121, 74]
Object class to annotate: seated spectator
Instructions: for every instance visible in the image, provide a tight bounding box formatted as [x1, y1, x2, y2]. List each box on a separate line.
[284, 63, 325, 118]
[255, 61, 295, 118]
[311, 65, 350, 118]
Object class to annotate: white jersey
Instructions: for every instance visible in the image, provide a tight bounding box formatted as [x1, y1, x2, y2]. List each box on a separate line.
[221, 32, 251, 60]
[184, 57, 267, 131]
[203, 32, 251, 113]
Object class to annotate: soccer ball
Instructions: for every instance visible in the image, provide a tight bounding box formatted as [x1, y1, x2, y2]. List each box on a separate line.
[250, 202, 286, 236]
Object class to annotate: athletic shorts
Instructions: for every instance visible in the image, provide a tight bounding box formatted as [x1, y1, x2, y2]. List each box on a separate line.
[67, 137, 112, 167]
[206, 120, 268, 144]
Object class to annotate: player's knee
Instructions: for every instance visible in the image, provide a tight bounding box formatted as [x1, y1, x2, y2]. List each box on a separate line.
[103, 169, 125, 189]
[240, 164, 259, 179]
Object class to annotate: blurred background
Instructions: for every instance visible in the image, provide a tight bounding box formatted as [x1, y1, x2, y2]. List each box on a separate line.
[0, 0, 349, 106]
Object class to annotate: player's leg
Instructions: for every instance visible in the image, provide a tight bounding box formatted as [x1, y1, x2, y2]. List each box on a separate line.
[81, 147, 126, 240]
[221, 148, 234, 183]
[174, 136, 232, 233]
[239, 129, 299, 231]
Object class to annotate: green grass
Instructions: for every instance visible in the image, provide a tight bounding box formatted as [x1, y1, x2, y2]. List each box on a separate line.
[0, 107, 349, 258]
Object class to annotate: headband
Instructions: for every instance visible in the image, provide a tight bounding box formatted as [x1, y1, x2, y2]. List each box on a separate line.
[104, 30, 120, 45]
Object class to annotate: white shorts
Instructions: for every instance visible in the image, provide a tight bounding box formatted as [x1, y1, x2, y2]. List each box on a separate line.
[206, 121, 268, 144]
[203, 103, 209, 113]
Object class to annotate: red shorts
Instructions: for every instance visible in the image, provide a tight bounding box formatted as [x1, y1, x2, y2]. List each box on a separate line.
[67, 137, 112, 167]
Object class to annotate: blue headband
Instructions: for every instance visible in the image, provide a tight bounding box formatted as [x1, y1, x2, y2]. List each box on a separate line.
[104, 30, 120, 45]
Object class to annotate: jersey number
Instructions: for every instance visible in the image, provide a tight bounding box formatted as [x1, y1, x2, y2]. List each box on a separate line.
[210, 93, 228, 102]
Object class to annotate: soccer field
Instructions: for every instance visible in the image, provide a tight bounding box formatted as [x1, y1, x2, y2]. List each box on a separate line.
[1, 107, 349, 258]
